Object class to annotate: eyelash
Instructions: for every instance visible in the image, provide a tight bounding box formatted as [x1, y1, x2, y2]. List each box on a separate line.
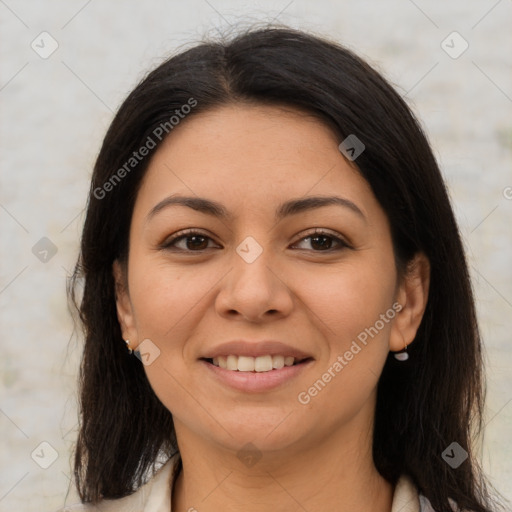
[160, 228, 351, 253]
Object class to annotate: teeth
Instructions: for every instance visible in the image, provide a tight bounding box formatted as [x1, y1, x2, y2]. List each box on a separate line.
[272, 355, 284, 370]
[226, 355, 238, 371]
[284, 356, 294, 367]
[211, 355, 299, 372]
[255, 355, 272, 372]
[238, 356, 255, 372]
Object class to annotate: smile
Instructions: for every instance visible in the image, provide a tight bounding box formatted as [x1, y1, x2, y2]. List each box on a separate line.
[201, 356, 314, 393]
[205, 354, 310, 372]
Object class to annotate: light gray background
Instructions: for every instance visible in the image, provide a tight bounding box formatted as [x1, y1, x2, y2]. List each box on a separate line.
[0, 1, 511, 511]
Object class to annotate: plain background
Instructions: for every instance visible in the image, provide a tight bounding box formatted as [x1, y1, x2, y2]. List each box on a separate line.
[0, 1, 511, 510]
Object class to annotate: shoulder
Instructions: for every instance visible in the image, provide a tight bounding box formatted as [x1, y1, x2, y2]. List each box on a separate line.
[419, 493, 438, 512]
[55, 452, 181, 512]
[392, 474, 439, 512]
[393, 474, 467, 512]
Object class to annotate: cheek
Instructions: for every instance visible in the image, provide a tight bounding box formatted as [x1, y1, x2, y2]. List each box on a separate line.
[128, 258, 218, 339]
[295, 256, 396, 407]
[127, 262, 211, 415]
[300, 257, 397, 346]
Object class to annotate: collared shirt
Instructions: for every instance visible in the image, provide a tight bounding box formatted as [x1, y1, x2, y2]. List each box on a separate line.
[59, 452, 438, 511]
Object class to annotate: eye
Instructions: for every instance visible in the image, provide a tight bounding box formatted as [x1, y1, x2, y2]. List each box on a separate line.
[160, 229, 219, 252]
[291, 229, 350, 252]
[160, 228, 350, 253]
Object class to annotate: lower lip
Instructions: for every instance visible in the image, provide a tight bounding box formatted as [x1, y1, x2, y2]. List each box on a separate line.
[201, 359, 314, 393]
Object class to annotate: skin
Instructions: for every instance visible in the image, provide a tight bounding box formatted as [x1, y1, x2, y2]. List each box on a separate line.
[114, 103, 430, 512]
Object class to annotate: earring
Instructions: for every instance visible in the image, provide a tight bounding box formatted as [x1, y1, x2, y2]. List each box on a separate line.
[393, 342, 409, 361]
[125, 339, 133, 354]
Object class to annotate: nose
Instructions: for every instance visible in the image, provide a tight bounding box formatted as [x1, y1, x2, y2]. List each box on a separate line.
[215, 243, 294, 323]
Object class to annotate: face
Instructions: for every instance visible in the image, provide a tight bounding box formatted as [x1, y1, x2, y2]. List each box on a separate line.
[114, 103, 428, 457]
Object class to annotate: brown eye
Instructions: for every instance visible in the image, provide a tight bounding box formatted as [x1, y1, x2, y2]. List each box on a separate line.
[161, 230, 219, 252]
[292, 229, 349, 252]
[310, 234, 335, 250]
[181, 234, 209, 250]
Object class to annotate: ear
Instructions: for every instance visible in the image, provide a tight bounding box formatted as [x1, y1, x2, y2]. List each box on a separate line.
[113, 259, 139, 349]
[389, 252, 430, 352]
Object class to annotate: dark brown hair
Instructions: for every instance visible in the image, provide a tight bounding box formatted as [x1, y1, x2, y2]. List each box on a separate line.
[69, 25, 503, 511]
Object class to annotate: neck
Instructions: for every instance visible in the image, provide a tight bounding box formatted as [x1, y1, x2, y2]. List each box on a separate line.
[171, 413, 393, 512]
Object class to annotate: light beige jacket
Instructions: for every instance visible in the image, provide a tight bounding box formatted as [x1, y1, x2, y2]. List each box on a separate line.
[58, 452, 437, 511]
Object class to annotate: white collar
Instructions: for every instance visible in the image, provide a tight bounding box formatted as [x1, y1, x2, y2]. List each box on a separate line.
[64, 452, 436, 511]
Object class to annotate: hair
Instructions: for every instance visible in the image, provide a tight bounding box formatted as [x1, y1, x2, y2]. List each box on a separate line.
[68, 24, 503, 511]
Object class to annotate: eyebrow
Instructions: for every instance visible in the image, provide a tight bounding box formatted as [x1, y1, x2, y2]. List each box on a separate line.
[147, 194, 366, 223]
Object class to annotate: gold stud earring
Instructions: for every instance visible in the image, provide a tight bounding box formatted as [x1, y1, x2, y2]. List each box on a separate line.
[125, 339, 133, 354]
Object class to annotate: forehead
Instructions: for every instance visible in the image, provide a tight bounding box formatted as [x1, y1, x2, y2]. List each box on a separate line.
[133, 103, 377, 221]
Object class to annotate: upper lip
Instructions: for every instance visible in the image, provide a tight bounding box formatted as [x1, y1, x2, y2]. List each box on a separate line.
[200, 340, 313, 360]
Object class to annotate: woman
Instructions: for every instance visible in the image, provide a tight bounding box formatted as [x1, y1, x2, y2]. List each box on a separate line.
[63, 26, 503, 511]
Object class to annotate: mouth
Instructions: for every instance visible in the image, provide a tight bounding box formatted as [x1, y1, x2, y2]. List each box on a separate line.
[199, 340, 314, 391]
[201, 355, 314, 372]
[200, 355, 315, 393]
